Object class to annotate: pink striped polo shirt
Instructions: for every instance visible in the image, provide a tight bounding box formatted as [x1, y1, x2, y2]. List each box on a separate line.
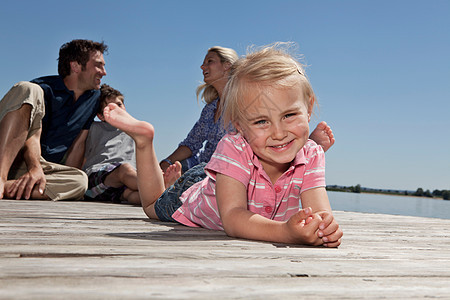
[172, 133, 326, 230]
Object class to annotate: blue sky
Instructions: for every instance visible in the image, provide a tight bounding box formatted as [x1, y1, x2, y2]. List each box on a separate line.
[1, 0, 449, 192]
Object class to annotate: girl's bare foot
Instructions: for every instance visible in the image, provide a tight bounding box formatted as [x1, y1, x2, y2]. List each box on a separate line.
[163, 161, 182, 188]
[310, 121, 335, 152]
[103, 103, 155, 146]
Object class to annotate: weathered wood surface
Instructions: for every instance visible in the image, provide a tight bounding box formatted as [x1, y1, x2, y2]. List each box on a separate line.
[1, 199, 449, 299]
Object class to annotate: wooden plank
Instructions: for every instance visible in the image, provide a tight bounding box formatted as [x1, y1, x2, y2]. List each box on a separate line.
[1, 199, 450, 299]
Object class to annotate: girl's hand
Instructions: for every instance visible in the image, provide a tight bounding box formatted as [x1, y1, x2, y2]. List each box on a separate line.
[284, 207, 323, 246]
[316, 211, 343, 247]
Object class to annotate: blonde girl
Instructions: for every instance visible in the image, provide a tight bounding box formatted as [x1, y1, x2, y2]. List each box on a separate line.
[103, 43, 342, 247]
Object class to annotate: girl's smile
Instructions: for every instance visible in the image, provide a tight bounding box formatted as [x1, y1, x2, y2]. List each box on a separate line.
[269, 139, 294, 151]
[236, 80, 312, 179]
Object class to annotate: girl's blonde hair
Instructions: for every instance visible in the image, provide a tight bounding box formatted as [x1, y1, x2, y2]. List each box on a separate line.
[221, 42, 316, 127]
[196, 46, 239, 104]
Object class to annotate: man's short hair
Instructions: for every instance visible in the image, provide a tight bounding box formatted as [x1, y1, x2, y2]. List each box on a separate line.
[58, 39, 108, 78]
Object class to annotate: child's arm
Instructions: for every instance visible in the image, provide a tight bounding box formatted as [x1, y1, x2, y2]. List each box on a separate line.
[216, 173, 324, 245]
[300, 187, 343, 247]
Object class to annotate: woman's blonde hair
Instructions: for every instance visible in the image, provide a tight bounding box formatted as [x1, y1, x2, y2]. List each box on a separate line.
[221, 42, 316, 127]
[196, 46, 239, 104]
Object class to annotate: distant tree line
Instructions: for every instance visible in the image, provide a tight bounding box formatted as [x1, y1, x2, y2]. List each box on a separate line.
[415, 188, 450, 200]
[326, 184, 450, 200]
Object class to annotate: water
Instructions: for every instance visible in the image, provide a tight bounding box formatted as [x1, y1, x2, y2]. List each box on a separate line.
[328, 191, 450, 219]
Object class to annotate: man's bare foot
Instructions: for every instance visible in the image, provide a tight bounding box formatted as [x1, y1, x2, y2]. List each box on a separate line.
[103, 103, 155, 146]
[310, 121, 335, 152]
[163, 161, 182, 188]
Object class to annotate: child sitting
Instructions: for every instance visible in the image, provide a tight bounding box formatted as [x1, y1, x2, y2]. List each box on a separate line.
[83, 84, 180, 204]
[103, 43, 343, 247]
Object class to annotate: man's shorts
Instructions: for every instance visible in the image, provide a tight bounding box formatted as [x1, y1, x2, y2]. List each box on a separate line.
[8, 157, 88, 201]
[0, 81, 44, 139]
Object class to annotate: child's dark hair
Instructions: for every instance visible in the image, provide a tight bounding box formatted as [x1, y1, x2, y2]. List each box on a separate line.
[98, 84, 124, 114]
[58, 39, 108, 78]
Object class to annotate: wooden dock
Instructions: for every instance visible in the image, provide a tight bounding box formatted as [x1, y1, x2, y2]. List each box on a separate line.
[1, 199, 450, 299]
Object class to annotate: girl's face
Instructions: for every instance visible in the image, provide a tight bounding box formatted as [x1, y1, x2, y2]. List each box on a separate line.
[236, 82, 311, 173]
[200, 51, 229, 85]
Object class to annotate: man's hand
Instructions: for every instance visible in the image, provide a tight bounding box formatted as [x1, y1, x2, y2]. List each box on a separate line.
[6, 166, 46, 199]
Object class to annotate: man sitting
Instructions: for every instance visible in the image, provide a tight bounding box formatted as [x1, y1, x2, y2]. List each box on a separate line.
[0, 39, 108, 200]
